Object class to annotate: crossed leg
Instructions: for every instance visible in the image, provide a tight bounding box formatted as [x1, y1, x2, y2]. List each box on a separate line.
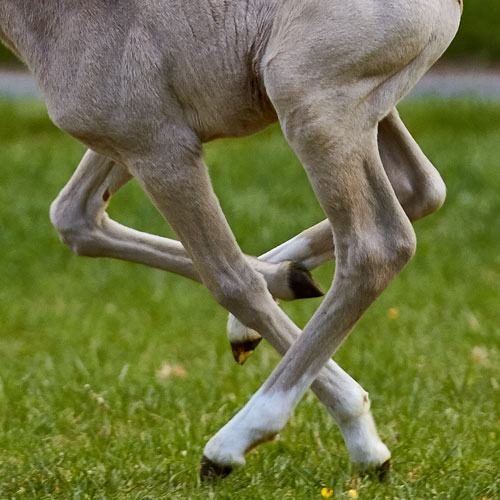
[199, 101, 416, 474]
[106, 120, 400, 474]
[50, 145, 390, 469]
[197, 0, 461, 472]
[117, 112, 413, 474]
[49, 106, 445, 472]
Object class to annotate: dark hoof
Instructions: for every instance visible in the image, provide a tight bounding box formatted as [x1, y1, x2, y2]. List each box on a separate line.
[375, 459, 391, 480]
[288, 262, 324, 299]
[231, 337, 263, 365]
[199, 455, 233, 481]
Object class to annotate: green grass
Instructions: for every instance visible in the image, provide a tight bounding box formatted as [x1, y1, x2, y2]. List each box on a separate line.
[0, 44, 17, 66]
[2, 1, 500, 66]
[446, 0, 500, 63]
[0, 98, 499, 499]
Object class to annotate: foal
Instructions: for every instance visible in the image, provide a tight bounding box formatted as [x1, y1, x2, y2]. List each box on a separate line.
[0, 0, 462, 478]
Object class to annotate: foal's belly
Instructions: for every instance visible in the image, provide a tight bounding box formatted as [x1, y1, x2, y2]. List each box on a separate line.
[180, 85, 278, 143]
[43, 0, 279, 152]
[170, 58, 278, 142]
[159, 2, 278, 141]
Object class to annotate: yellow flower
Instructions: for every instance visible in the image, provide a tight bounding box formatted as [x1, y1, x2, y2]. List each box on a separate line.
[321, 487, 334, 498]
[348, 489, 358, 499]
[387, 307, 399, 320]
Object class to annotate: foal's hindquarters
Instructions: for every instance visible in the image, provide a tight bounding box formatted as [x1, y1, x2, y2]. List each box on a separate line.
[43, 0, 462, 480]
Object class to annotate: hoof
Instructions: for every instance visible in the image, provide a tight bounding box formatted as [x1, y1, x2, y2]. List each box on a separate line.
[288, 262, 324, 299]
[231, 337, 263, 365]
[375, 459, 391, 480]
[199, 455, 233, 481]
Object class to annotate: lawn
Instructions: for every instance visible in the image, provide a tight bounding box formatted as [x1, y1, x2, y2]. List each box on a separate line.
[0, 98, 499, 499]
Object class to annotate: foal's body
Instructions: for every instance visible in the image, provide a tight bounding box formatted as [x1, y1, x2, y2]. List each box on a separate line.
[2, 0, 278, 147]
[0, 0, 462, 478]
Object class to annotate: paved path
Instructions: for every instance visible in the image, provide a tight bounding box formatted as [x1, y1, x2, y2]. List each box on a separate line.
[409, 65, 500, 99]
[0, 69, 41, 98]
[1, 65, 500, 100]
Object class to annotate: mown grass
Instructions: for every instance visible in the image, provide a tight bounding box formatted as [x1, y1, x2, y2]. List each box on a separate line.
[0, 98, 499, 499]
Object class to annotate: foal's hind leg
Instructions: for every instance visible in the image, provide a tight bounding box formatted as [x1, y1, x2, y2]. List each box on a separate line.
[258, 107, 448, 272]
[378, 109, 447, 221]
[202, 0, 461, 473]
[203, 101, 416, 473]
[257, 107, 447, 271]
[228, 108, 448, 355]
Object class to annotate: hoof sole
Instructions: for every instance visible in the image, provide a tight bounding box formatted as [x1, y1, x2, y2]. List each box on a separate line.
[231, 337, 263, 365]
[199, 455, 233, 481]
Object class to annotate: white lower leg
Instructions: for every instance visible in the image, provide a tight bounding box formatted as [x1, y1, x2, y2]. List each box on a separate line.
[337, 408, 391, 469]
[226, 230, 389, 468]
[204, 374, 312, 467]
[204, 356, 390, 469]
[315, 362, 391, 469]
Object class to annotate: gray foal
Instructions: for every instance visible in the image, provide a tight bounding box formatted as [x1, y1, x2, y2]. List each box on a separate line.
[0, 0, 462, 479]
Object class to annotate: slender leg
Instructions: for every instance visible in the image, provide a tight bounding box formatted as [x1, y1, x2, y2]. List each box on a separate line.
[201, 0, 462, 467]
[203, 111, 416, 472]
[50, 149, 322, 301]
[51, 149, 388, 470]
[228, 108, 447, 356]
[117, 126, 393, 475]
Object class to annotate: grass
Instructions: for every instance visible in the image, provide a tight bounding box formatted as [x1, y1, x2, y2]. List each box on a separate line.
[2, 1, 500, 66]
[0, 97, 499, 499]
[446, 0, 500, 63]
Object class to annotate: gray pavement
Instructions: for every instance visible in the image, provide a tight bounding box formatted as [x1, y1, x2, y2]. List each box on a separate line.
[1, 65, 500, 100]
[0, 68, 42, 98]
[409, 65, 500, 99]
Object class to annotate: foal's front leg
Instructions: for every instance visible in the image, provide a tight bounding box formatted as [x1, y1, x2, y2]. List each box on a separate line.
[50, 147, 388, 471]
[50, 149, 321, 301]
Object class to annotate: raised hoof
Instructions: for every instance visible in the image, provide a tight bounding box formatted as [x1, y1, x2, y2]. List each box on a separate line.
[199, 455, 233, 481]
[288, 262, 324, 299]
[231, 337, 263, 365]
